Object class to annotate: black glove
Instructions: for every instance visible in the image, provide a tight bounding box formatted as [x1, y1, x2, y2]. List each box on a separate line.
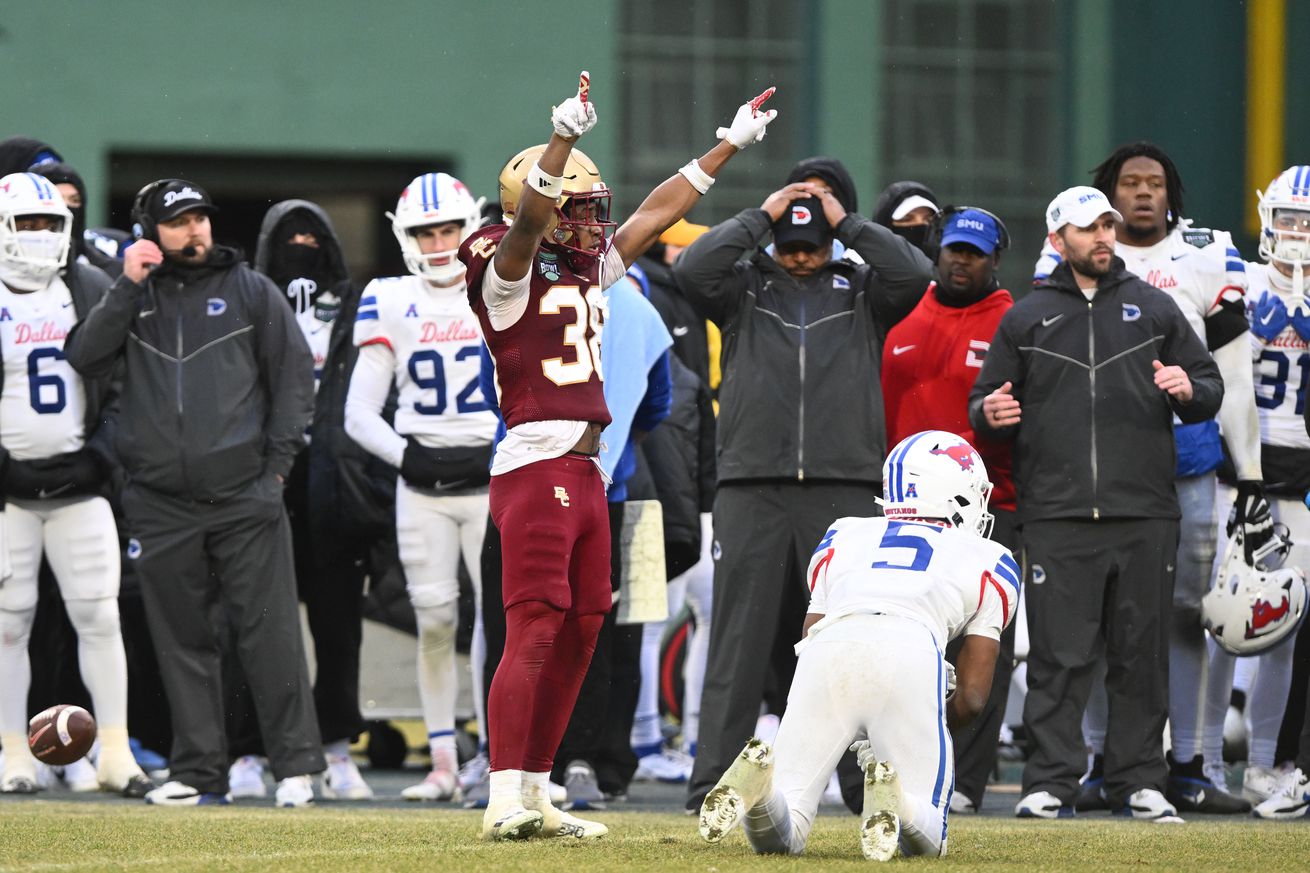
[399, 437, 491, 491]
[1, 449, 104, 500]
[1228, 480, 1274, 564]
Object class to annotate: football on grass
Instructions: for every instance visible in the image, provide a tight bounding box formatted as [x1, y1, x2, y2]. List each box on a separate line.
[28, 704, 97, 765]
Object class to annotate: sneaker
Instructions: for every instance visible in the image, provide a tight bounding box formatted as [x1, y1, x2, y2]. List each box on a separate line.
[633, 747, 693, 783]
[322, 753, 373, 800]
[228, 756, 267, 799]
[117, 774, 156, 799]
[1243, 765, 1286, 804]
[0, 774, 38, 794]
[949, 793, 977, 814]
[275, 775, 315, 808]
[60, 757, 100, 793]
[1118, 788, 1183, 822]
[564, 760, 605, 811]
[1253, 768, 1310, 820]
[1015, 790, 1074, 819]
[145, 780, 231, 806]
[698, 738, 773, 843]
[1076, 754, 1108, 811]
[860, 760, 904, 862]
[524, 789, 608, 839]
[402, 767, 457, 801]
[458, 752, 489, 794]
[481, 800, 543, 841]
[1166, 753, 1249, 814]
[462, 770, 490, 809]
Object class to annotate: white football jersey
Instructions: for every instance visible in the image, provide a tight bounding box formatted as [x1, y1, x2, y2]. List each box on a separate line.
[295, 307, 332, 396]
[0, 276, 87, 459]
[1035, 220, 1246, 342]
[1243, 262, 1310, 451]
[354, 275, 496, 446]
[805, 516, 1019, 647]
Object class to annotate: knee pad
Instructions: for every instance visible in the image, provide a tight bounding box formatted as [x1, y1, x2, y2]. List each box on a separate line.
[0, 605, 36, 649]
[414, 601, 458, 652]
[64, 596, 122, 643]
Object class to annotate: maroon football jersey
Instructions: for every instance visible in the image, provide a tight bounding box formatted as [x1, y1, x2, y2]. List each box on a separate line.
[459, 224, 611, 429]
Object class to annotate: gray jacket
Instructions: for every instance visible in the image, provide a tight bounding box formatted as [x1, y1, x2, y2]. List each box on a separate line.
[65, 246, 314, 502]
[673, 208, 932, 484]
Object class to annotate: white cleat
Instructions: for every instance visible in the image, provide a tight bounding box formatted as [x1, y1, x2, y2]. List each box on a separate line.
[321, 753, 373, 800]
[527, 797, 608, 839]
[1253, 768, 1310, 820]
[1242, 765, 1287, 805]
[275, 775, 315, 808]
[60, 757, 100, 793]
[698, 737, 773, 843]
[1122, 788, 1182, 823]
[228, 755, 268, 799]
[1015, 790, 1074, 819]
[860, 760, 903, 862]
[481, 801, 544, 841]
[401, 767, 458, 801]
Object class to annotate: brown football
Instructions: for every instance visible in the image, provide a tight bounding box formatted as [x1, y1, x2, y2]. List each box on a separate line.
[28, 704, 97, 766]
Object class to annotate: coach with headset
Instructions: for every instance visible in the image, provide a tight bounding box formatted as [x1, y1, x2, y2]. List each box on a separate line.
[65, 179, 324, 806]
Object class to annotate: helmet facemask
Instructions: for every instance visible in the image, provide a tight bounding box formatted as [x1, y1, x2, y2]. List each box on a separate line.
[550, 189, 616, 274]
[1258, 167, 1310, 296]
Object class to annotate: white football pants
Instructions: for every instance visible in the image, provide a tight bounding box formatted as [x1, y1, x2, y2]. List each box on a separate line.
[395, 483, 488, 751]
[744, 614, 951, 857]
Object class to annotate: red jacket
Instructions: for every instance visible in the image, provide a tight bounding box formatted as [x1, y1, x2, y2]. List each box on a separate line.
[881, 283, 1015, 511]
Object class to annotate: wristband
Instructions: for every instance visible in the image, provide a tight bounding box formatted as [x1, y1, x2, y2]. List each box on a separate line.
[526, 162, 563, 200]
[678, 159, 715, 195]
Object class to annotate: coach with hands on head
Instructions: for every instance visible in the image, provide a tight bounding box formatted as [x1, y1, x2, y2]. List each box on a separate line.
[674, 158, 933, 813]
[65, 180, 323, 807]
[969, 186, 1222, 821]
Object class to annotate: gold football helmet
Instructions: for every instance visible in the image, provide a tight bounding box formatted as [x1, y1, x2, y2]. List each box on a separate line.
[498, 144, 615, 262]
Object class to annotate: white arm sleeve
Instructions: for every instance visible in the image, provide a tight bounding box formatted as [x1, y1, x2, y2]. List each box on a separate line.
[1213, 334, 1263, 480]
[483, 259, 533, 331]
[599, 244, 627, 290]
[344, 342, 406, 469]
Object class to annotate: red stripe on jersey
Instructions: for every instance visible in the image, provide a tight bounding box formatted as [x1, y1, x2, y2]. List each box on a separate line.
[810, 549, 834, 592]
[359, 336, 394, 352]
[981, 570, 1011, 626]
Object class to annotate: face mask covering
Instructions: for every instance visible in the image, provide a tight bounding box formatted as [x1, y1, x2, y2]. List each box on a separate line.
[892, 223, 930, 254]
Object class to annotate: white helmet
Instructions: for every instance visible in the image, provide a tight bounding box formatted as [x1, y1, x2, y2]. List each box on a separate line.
[387, 173, 485, 285]
[880, 430, 994, 536]
[1203, 531, 1307, 656]
[0, 172, 72, 291]
[1258, 166, 1310, 275]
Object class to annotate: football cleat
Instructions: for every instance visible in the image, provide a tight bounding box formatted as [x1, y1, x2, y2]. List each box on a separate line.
[481, 801, 544, 841]
[1242, 765, 1286, 804]
[321, 753, 374, 800]
[949, 793, 977, 814]
[1252, 768, 1310, 820]
[563, 759, 605, 811]
[457, 752, 489, 794]
[275, 775, 315, 808]
[1118, 788, 1183, 822]
[698, 738, 773, 843]
[1015, 790, 1074, 819]
[228, 755, 268, 799]
[402, 766, 458, 802]
[633, 747, 693, 783]
[145, 781, 231, 806]
[0, 774, 38, 794]
[860, 760, 903, 862]
[1166, 754, 1250, 814]
[524, 788, 608, 839]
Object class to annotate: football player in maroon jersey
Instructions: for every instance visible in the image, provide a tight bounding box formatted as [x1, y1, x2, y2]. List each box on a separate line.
[458, 71, 777, 841]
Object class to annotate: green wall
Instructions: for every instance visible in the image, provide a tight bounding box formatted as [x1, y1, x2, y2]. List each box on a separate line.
[4, 1, 618, 224]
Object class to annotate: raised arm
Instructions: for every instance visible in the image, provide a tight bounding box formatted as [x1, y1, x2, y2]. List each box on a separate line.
[612, 88, 778, 268]
[65, 243, 160, 378]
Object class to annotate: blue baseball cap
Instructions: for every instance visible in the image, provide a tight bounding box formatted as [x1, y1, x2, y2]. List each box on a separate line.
[940, 208, 1003, 254]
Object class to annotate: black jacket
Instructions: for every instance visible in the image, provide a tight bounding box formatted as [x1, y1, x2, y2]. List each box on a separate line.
[969, 259, 1223, 522]
[673, 207, 932, 484]
[637, 253, 711, 388]
[254, 200, 397, 537]
[65, 247, 314, 502]
[643, 355, 716, 578]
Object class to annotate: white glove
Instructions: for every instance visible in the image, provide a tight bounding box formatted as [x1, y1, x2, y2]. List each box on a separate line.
[551, 70, 598, 139]
[715, 86, 778, 149]
[849, 739, 876, 771]
[945, 661, 957, 701]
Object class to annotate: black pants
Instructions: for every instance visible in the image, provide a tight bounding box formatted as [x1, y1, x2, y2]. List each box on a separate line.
[687, 480, 881, 808]
[123, 476, 324, 793]
[1020, 517, 1176, 808]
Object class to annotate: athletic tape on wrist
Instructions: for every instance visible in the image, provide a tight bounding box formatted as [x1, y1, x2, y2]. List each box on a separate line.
[526, 162, 564, 200]
[678, 159, 715, 195]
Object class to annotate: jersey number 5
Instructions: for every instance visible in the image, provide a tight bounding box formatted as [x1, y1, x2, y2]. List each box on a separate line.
[539, 285, 604, 386]
[870, 521, 939, 572]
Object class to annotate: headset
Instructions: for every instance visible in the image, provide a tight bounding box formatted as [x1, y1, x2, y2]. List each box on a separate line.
[926, 204, 1011, 258]
[130, 178, 174, 243]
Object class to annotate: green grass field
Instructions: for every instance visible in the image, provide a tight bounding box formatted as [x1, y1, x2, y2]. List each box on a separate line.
[0, 803, 1306, 872]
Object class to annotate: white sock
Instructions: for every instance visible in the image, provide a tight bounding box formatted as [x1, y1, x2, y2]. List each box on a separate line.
[631, 620, 665, 749]
[490, 769, 523, 805]
[744, 787, 802, 854]
[429, 732, 456, 769]
[522, 770, 551, 806]
[1249, 642, 1296, 767]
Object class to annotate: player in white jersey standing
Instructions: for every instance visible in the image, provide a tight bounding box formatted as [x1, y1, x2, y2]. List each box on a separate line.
[0, 173, 151, 797]
[1034, 143, 1265, 814]
[697, 431, 1017, 861]
[1200, 166, 1310, 814]
[346, 172, 497, 801]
